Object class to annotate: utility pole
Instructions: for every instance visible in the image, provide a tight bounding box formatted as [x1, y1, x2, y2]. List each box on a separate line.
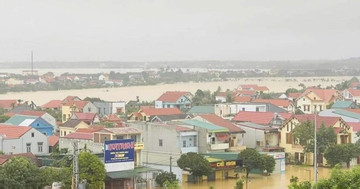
[72, 141, 79, 189]
[170, 156, 173, 174]
[314, 110, 317, 186]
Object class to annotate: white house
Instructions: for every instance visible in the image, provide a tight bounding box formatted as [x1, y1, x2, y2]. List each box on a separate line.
[0, 124, 49, 155]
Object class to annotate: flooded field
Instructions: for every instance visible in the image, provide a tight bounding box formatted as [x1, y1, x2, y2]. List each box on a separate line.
[182, 165, 332, 189]
[0, 76, 352, 105]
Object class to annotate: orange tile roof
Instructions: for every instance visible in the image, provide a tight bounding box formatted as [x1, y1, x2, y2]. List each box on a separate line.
[198, 114, 244, 133]
[64, 132, 93, 140]
[347, 89, 360, 97]
[48, 136, 59, 147]
[252, 99, 291, 108]
[288, 93, 302, 99]
[76, 127, 104, 133]
[345, 109, 360, 114]
[233, 112, 292, 125]
[141, 108, 182, 116]
[300, 88, 339, 103]
[234, 96, 252, 103]
[0, 100, 17, 109]
[41, 100, 62, 109]
[234, 90, 256, 96]
[0, 124, 32, 139]
[63, 101, 89, 109]
[74, 112, 97, 120]
[215, 92, 228, 97]
[157, 91, 190, 102]
[293, 114, 340, 128]
[20, 110, 46, 117]
[347, 122, 360, 132]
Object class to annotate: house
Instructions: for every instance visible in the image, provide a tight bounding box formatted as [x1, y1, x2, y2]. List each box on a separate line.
[342, 89, 360, 104]
[295, 88, 342, 114]
[192, 114, 246, 152]
[288, 92, 302, 102]
[252, 99, 295, 112]
[0, 153, 40, 166]
[0, 100, 17, 111]
[128, 107, 183, 122]
[40, 100, 62, 111]
[215, 92, 229, 103]
[236, 122, 281, 152]
[59, 119, 91, 137]
[279, 115, 352, 165]
[233, 111, 292, 127]
[319, 109, 360, 123]
[70, 112, 100, 125]
[0, 124, 49, 155]
[18, 110, 57, 131]
[93, 101, 126, 117]
[48, 135, 59, 153]
[215, 102, 287, 118]
[101, 114, 123, 126]
[129, 122, 198, 183]
[98, 74, 109, 81]
[149, 114, 193, 122]
[187, 106, 215, 115]
[61, 100, 97, 123]
[155, 91, 192, 109]
[5, 115, 54, 136]
[331, 101, 357, 109]
[238, 84, 269, 94]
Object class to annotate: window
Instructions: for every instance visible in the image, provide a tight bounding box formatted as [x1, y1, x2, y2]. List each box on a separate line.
[88, 107, 91, 112]
[26, 143, 31, 152]
[193, 137, 197, 146]
[159, 139, 163, 147]
[31, 132, 34, 137]
[98, 108, 101, 114]
[117, 135, 124, 140]
[314, 105, 317, 111]
[211, 137, 215, 144]
[256, 107, 259, 112]
[64, 131, 67, 136]
[242, 108, 245, 111]
[287, 125, 289, 132]
[131, 135, 137, 142]
[38, 142, 43, 152]
[286, 133, 293, 144]
[319, 105, 323, 111]
[183, 140, 186, 147]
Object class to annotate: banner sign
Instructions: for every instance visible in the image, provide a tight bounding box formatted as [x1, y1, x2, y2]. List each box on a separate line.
[210, 160, 242, 169]
[104, 139, 135, 164]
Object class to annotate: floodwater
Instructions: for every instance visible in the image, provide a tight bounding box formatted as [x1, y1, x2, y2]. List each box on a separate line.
[0, 76, 352, 105]
[182, 165, 332, 189]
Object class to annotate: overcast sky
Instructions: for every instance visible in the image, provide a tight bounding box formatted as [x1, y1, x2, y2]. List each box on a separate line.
[1, 0, 360, 62]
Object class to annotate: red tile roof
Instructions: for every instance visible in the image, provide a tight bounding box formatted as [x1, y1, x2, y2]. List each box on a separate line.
[300, 88, 339, 103]
[41, 100, 62, 109]
[0, 124, 31, 139]
[76, 127, 104, 133]
[347, 89, 360, 97]
[74, 112, 97, 121]
[233, 112, 292, 125]
[198, 114, 244, 133]
[234, 90, 256, 96]
[48, 136, 59, 147]
[20, 110, 46, 117]
[288, 93, 302, 99]
[63, 132, 93, 140]
[141, 108, 182, 116]
[234, 96, 252, 103]
[215, 92, 228, 97]
[292, 114, 340, 128]
[0, 100, 17, 109]
[62, 96, 80, 103]
[347, 122, 360, 132]
[157, 91, 190, 102]
[63, 101, 89, 109]
[252, 99, 292, 108]
[350, 82, 360, 88]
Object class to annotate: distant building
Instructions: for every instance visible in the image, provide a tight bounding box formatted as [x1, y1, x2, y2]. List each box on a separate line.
[93, 101, 126, 117]
[155, 91, 192, 110]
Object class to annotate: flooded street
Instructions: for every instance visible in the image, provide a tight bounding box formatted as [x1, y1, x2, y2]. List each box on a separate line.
[181, 165, 332, 189]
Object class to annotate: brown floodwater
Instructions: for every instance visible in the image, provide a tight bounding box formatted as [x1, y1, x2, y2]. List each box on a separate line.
[181, 165, 332, 189]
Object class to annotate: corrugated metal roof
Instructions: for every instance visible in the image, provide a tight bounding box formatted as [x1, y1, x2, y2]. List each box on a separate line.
[331, 101, 353, 109]
[334, 109, 360, 120]
[180, 120, 228, 132]
[5, 115, 38, 126]
[188, 106, 215, 114]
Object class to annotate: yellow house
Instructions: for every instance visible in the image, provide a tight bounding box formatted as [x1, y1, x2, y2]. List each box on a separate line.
[61, 100, 97, 123]
[59, 120, 91, 137]
[280, 114, 352, 165]
[295, 88, 343, 114]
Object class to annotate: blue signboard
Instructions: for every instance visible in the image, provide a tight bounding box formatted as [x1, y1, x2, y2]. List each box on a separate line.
[104, 139, 135, 164]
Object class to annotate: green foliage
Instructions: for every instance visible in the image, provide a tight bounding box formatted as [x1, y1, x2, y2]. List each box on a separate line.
[44, 109, 62, 122]
[78, 152, 106, 189]
[285, 88, 299, 95]
[226, 92, 234, 103]
[316, 125, 337, 154]
[155, 171, 177, 187]
[261, 154, 276, 175]
[177, 152, 213, 178]
[0, 115, 10, 123]
[192, 89, 217, 105]
[335, 77, 359, 90]
[313, 166, 360, 188]
[51, 156, 72, 168]
[84, 97, 104, 102]
[162, 180, 180, 189]
[235, 178, 244, 189]
[295, 109, 304, 115]
[324, 143, 360, 167]
[238, 149, 262, 178]
[0, 108, 6, 115]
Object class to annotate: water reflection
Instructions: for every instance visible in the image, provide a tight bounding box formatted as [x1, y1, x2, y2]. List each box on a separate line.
[182, 165, 332, 189]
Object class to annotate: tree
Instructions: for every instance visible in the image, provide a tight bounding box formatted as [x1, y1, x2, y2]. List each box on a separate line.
[324, 143, 360, 168]
[285, 88, 299, 95]
[260, 154, 276, 175]
[238, 149, 262, 178]
[177, 152, 212, 180]
[0, 115, 10, 123]
[225, 92, 234, 103]
[78, 152, 106, 189]
[155, 171, 177, 187]
[313, 165, 360, 188]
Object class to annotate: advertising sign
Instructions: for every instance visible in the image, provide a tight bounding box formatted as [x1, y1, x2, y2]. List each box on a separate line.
[104, 139, 135, 164]
[210, 160, 242, 169]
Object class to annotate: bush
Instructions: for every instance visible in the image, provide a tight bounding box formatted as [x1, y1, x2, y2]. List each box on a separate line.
[155, 171, 177, 187]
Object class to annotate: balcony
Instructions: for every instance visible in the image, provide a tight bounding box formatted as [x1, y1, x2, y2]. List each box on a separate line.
[181, 146, 198, 154]
[227, 145, 246, 152]
[208, 143, 229, 150]
[135, 142, 144, 150]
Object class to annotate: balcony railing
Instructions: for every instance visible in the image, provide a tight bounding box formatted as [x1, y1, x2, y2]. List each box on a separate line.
[208, 143, 229, 150]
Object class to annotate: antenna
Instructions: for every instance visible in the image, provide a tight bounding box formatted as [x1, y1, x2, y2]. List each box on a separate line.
[31, 51, 34, 76]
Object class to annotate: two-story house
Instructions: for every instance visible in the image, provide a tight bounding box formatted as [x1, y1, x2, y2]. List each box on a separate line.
[295, 88, 343, 114]
[233, 111, 292, 127]
[93, 101, 126, 117]
[279, 114, 352, 165]
[128, 107, 183, 122]
[61, 100, 97, 123]
[342, 89, 360, 104]
[155, 91, 192, 110]
[59, 119, 91, 137]
[0, 124, 49, 155]
[70, 112, 100, 125]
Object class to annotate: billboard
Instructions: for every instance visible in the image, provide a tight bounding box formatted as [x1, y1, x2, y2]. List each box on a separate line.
[104, 139, 135, 164]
